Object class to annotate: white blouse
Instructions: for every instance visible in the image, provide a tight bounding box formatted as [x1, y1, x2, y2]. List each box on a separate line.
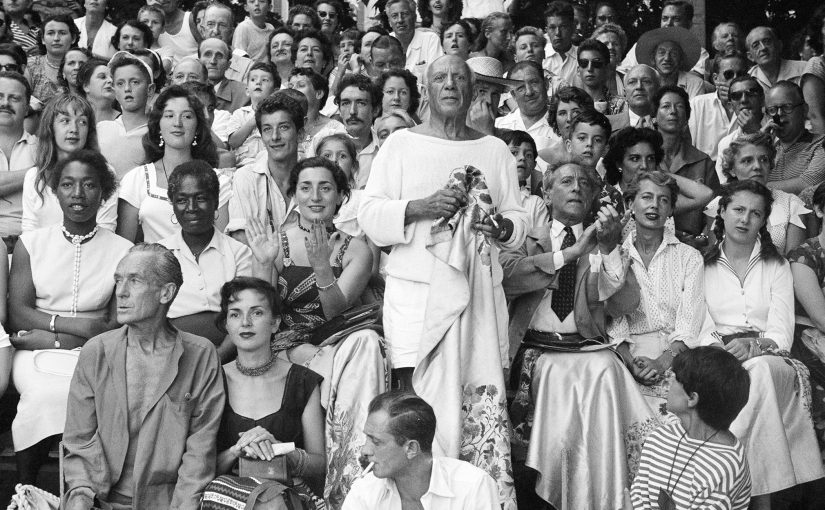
[695, 240, 794, 351]
[119, 163, 232, 243]
[608, 232, 705, 345]
[160, 229, 252, 318]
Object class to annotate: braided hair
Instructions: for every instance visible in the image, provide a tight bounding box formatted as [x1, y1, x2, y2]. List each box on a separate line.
[704, 180, 782, 265]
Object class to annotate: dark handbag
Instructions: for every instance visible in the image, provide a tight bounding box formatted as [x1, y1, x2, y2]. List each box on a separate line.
[306, 302, 382, 346]
[239, 455, 290, 485]
[718, 331, 760, 345]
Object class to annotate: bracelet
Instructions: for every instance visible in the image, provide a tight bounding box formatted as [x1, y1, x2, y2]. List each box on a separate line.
[316, 277, 338, 291]
[49, 314, 58, 333]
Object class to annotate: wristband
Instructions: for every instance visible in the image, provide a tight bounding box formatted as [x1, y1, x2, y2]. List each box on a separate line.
[49, 314, 58, 333]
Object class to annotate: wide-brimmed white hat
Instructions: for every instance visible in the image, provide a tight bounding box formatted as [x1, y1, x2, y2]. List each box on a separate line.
[466, 56, 520, 87]
[635, 26, 702, 72]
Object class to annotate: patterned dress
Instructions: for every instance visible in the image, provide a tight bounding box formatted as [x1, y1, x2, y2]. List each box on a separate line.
[277, 229, 351, 330]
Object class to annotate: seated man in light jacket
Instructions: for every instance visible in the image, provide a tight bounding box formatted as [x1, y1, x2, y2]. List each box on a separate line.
[62, 244, 225, 510]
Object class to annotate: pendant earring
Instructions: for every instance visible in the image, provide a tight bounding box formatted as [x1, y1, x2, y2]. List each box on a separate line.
[192, 137, 198, 147]
[171, 212, 178, 225]
[158, 135, 164, 147]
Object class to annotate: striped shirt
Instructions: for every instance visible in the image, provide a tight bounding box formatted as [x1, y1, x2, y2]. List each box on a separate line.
[769, 130, 825, 189]
[631, 422, 751, 510]
[9, 21, 39, 57]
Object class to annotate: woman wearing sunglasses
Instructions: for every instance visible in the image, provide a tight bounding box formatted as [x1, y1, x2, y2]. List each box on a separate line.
[575, 38, 625, 115]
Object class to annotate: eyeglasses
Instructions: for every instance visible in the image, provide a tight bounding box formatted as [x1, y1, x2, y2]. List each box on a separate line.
[728, 88, 762, 101]
[0, 64, 18, 72]
[318, 11, 337, 18]
[577, 58, 605, 69]
[766, 103, 804, 115]
[721, 69, 748, 81]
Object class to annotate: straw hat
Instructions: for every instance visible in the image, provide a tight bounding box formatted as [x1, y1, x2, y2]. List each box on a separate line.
[635, 26, 702, 72]
[466, 56, 520, 87]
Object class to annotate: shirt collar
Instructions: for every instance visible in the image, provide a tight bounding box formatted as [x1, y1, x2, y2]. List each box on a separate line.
[550, 219, 583, 238]
[167, 229, 225, 257]
[426, 457, 455, 498]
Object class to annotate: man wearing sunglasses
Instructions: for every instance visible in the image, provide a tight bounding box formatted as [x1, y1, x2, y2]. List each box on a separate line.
[764, 81, 825, 196]
[688, 53, 749, 162]
[714, 75, 769, 183]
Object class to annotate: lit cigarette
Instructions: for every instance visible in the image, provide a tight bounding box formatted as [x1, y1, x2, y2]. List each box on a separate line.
[361, 462, 375, 478]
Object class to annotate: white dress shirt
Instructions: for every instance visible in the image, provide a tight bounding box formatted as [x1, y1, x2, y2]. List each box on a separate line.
[688, 92, 736, 161]
[342, 457, 500, 510]
[696, 240, 794, 350]
[528, 220, 622, 333]
[542, 44, 579, 86]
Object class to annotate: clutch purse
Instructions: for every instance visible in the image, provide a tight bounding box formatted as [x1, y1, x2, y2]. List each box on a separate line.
[238, 456, 290, 485]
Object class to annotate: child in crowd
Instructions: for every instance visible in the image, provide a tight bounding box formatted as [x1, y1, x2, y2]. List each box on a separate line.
[374, 108, 415, 147]
[500, 130, 548, 231]
[629, 347, 751, 509]
[227, 61, 279, 167]
[233, 0, 275, 62]
[137, 5, 173, 73]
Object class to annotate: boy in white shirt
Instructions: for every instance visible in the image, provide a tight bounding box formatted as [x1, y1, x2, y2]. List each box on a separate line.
[227, 61, 279, 167]
[233, 0, 275, 62]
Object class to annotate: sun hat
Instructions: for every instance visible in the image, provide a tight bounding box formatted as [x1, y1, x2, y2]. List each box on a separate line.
[635, 26, 702, 73]
[466, 56, 520, 87]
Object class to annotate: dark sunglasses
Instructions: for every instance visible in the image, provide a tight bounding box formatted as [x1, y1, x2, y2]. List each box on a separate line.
[577, 58, 605, 70]
[318, 11, 336, 18]
[720, 69, 748, 81]
[728, 88, 762, 101]
[0, 64, 18, 72]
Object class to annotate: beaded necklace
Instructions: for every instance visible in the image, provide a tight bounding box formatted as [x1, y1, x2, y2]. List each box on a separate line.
[61, 225, 99, 316]
[235, 354, 275, 376]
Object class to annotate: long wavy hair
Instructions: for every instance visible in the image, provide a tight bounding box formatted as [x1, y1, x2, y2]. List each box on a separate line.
[418, 0, 463, 29]
[143, 85, 218, 168]
[34, 94, 99, 199]
[704, 179, 782, 265]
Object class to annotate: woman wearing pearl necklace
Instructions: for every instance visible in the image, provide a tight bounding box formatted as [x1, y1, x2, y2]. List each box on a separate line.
[8, 149, 132, 486]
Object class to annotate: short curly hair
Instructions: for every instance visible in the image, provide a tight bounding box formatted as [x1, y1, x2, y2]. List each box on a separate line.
[602, 127, 664, 186]
[377, 68, 420, 115]
[287, 156, 352, 203]
[166, 159, 220, 204]
[48, 149, 117, 203]
[720, 131, 776, 182]
[548, 86, 594, 136]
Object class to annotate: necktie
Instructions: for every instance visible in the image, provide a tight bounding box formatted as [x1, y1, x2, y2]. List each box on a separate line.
[551, 226, 576, 320]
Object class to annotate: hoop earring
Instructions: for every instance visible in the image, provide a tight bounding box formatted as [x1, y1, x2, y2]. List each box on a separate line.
[158, 135, 164, 147]
[171, 213, 178, 225]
